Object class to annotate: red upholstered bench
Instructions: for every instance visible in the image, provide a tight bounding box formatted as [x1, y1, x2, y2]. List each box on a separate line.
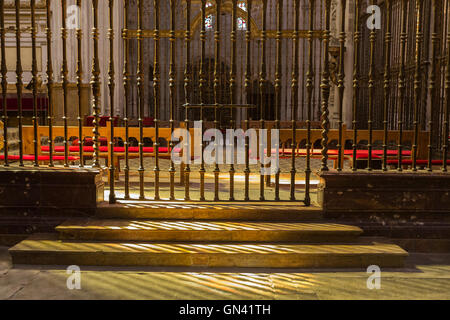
[387, 159, 450, 168]
[42, 146, 96, 153]
[72, 137, 108, 147]
[0, 154, 79, 163]
[371, 150, 412, 157]
[292, 149, 411, 157]
[41, 146, 180, 154]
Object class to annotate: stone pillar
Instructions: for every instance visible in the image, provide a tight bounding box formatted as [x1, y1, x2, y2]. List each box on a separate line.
[343, 0, 355, 128]
[94, 0, 124, 118]
[51, 0, 125, 120]
[329, 0, 339, 129]
[329, 0, 355, 129]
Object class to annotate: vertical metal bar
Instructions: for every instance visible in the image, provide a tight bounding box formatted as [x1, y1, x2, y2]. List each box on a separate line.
[274, 0, 282, 200]
[316, 8, 323, 122]
[184, 0, 191, 201]
[301, 7, 307, 123]
[108, 0, 116, 203]
[367, 0, 376, 171]
[412, 0, 424, 171]
[244, 0, 252, 201]
[137, 0, 145, 199]
[351, 0, 360, 171]
[382, 0, 392, 172]
[31, 0, 38, 167]
[15, 0, 23, 166]
[428, 0, 439, 172]
[259, 0, 267, 200]
[213, 0, 221, 201]
[91, 0, 101, 168]
[320, 0, 331, 172]
[169, 0, 176, 200]
[290, 0, 300, 201]
[76, 0, 83, 167]
[443, 2, 450, 173]
[153, 0, 161, 200]
[61, 0, 69, 167]
[229, 0, 237, 201]
[46, 0, 54, 167]
[337, 0, 346, 171]
[305, 0, 315, 205]
[199, 0, 206, 201]
[397, 0, 408, 171]
[1, 0, 8, 167]
[123, 0, 130, 198]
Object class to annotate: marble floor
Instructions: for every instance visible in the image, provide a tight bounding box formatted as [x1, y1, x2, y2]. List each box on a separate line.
[1, 246, 450, 300]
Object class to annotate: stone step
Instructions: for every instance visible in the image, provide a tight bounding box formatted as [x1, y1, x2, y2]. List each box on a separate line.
[56, 219, 363, 242]
[96, 201, 323, 221]
[9, 235, 408, 268]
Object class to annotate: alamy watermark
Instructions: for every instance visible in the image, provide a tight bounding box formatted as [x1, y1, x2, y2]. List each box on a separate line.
[66, 5, 81, 30]
[66, 265, 81, 290]
[366, 5, 381, 30]
[170, 122, 279, 175]
[367, 265, 381, 290]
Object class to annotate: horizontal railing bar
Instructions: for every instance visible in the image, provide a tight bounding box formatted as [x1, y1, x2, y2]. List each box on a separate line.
[183, 103, 257, 109]
[123, 29, 325, 39]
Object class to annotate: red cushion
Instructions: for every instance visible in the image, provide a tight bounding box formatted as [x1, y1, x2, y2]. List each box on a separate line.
[42, 146, 180, 154]
[387, 159, 450, 165]
[42, 146, 95, 153]
[0, 155, 79, 161]
[295, 149, 335, 156]
[127, 147, 179, 153]
[371, 150, 412, 156]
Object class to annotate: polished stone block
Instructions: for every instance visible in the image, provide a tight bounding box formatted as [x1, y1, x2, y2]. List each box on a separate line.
[318, 171, 450, 219]
[0, 167, 104, 216]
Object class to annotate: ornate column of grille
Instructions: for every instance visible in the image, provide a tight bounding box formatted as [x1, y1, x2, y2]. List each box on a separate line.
[46, 0, 54, 167]
[244, 0, 252, 201]
[15, 0, 23, 166]
[184, 0, 191, 201]
[169, 0, 177, 200]
[91, 0, 101, 168]
[351, 0, 360, 171]
[76, 0, 84, 167]
[290, 0, 300, 200]
[31, 0, 38, 167]
[213, 0, 222, 201]
[412, 0, 424, 171]
[108, 0, 116, 203]
[428, 0, 440, 172]
[137, 0, 145, 199]
[367, 0, 376, 171]
[274, 0, 282, 200]
[320, 0, 332, 172]
[336, 0, 346, 171]
[229, 0, 237, 201]
[304, 0, 315, 205]
[1, 0, 8, 167]
[259, 0, 267, 200]
[153, 0, 161, 200]
[61, 0, 69, 167]
[397, 0, 408, 171]
[382, 0, 392, 172]
[123, 0, 131, 198]
[199, 0, 207, 201]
